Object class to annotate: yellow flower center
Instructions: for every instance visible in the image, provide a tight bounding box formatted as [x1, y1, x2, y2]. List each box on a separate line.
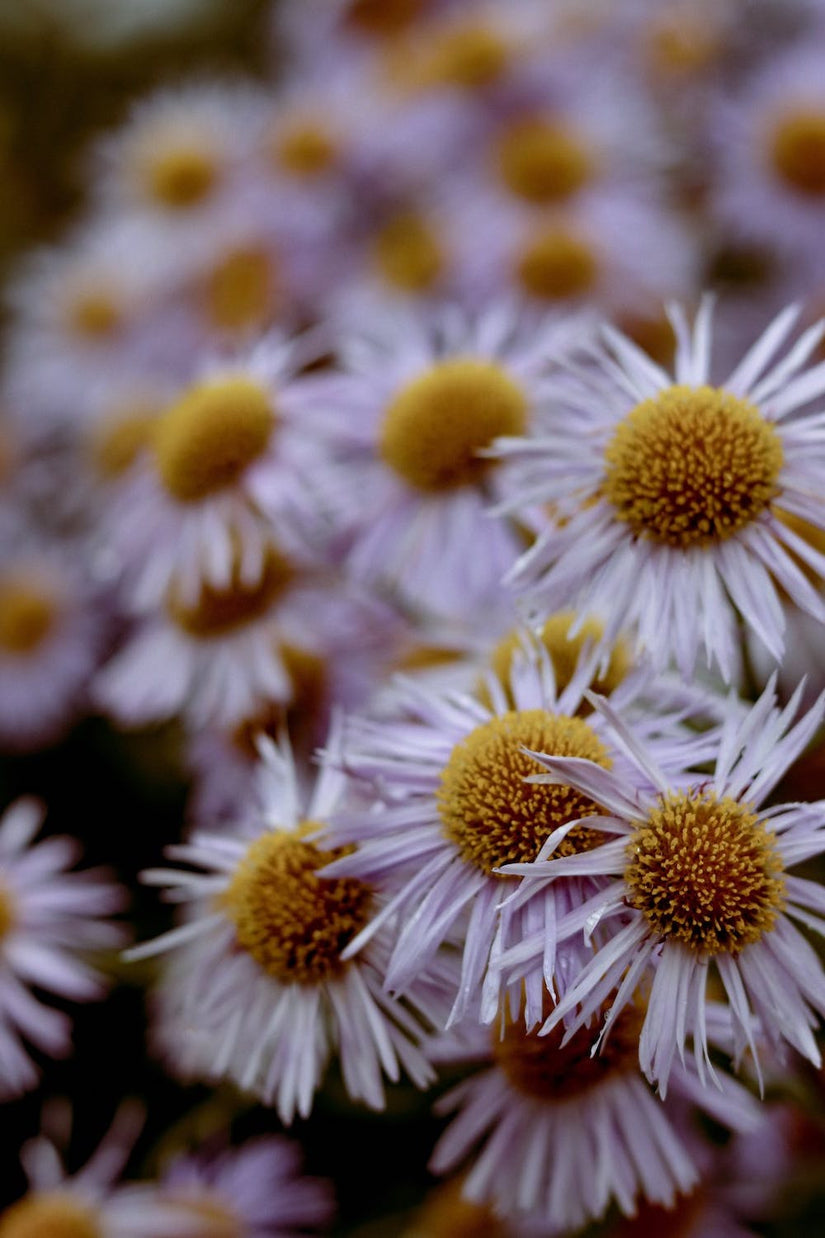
[89, 407, 158, 479]
[437, 709, 611, 874]
[65, 289, 122, 340]
[486, 613, 630, 709]
[168, 547, 294, 639]
[229, 645, 328, 757]
[0, 577, 56, 655]
[205, 246, 277, 332]
[380, 358, 527, 492]
[0, 882, 16, 942]
[646, 15, 720, 78]
[144, 145, 217, 209]
[154, 378, 275, 503]
[373, 211, 444, 292]
[618, 312, 677, 368]
[496, 118, 593, 205]
[603, 385, 784, 549]
[0, 1193, 102, 1238]
[346, 0, 424, 35]
[626, 791, 785, 955]
[221, 824, 373, 983]
[769, 109, 825, 198]
[425, 24, 510, 90]
[272, 120, 337, 178]
[515, 227, 598, 300]
[493, 999, 644, 1100]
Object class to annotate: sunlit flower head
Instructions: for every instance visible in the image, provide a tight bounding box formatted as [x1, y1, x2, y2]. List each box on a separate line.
[299, 301, 583, 617]
[499, 677, 825, 1095]
[427, 998, 760, 1234]
[0, 799, 125, 1099]
[133, 733, 444, 1123]
[497, 302, 825, 679]
[321, 625, 718, 1028]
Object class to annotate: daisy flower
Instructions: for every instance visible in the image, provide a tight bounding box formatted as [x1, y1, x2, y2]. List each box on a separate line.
[94, 549, 386, 729]
[301, 301, 583, 617]
[0, 548, 100, 752]
[496, 301, 825, 679]
[103, 333, 330, 610]
[0, 798, 125, 1099]
[321, 624, 718, 1028]
[712, 42, 825, 264]
[428, 1001, 761, 1234]
[1, 1101, 188, 1238]
[156, 1136, 334, 1237]
[499, 677, 825, 1095]
[89, 81, 267, 263]
[129, 734, 443, 1124]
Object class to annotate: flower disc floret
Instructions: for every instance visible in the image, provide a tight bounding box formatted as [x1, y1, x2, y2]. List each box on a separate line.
[603, 385, 783, 548]
[0, 579, 56, 654]
[167, 547, 294, 638]
[769, 109, 825, 197]
[273, 121, 337, 178]
[437, 709, 611, 873]
[145, 146, 217, 208]
[494, 1001, 644, 1100]
[0, 1194, 102, 1238]
[426, 25, 509, 90]
[154, 378, 275, 503]
[496, 118, 593, 204]
[220, 825, 373, 984]
[373, 212, 444, 292]
[66, 290, 122, 340]
[379, 358, 527, 492]
[516, 229, 598, 300]
[625, 791, 785, 955]
[0, 883, 15, 942]
[205, 246, 275, 332]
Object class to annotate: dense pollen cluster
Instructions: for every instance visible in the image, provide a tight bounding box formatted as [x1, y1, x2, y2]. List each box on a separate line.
[221, 825, 374, 983]
[379, 359, 528, 492]
[625, 791, 786, 954]
[494, 1001, 645, 1101]
[603, 385, 784, 548]
[437, 709, 611, 873]
[154, 378, 275, 503]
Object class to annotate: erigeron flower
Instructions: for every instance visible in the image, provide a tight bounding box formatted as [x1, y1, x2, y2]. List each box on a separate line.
[712, 43, 825, 264]
[0, 549, 100, 752]
[0, 1103, 192, 1238]
[498, 677, 825, 1095]
[94, 538, 381, 729]
[321, 623, 718, 1028]
[131, 734, 443, 1124]
[0, 799, 125, 1099]
[496, 302, 825, 679]
[299, 302, 583, 617]
[156, 1137, 334, 1237]
[428, 1000, 761, 1234]
[90, 82, 267, 256]
[103, 334, 330, 610]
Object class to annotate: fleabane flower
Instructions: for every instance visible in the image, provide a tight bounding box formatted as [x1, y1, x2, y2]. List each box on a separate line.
[496, 301, 825, 679]
[156, 1136, 334, 1237]
[498, 677, 825, 1095]
[428, 999, 761, 1234]
[130, 734, 443, 1124]
[0, 799, 125, 1098]
[103, 334, 329, 610]
[321, 622, 717, 1028]
[0, 1102, 191, 1238]
[300, 302, 582, 617]
[0, 548, 100, 752]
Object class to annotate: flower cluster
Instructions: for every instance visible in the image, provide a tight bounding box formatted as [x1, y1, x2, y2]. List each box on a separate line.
[7, 0, 825, 1234]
